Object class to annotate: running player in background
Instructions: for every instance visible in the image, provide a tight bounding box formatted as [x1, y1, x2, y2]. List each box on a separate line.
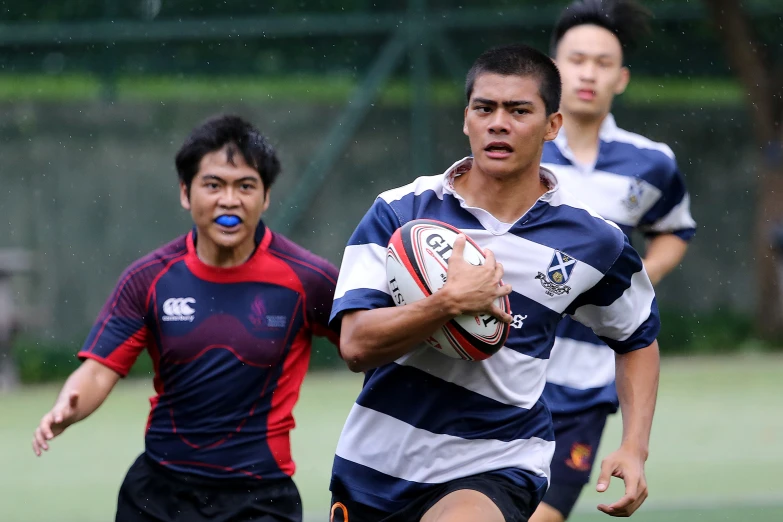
[531, 2, 697, 521]
[31, 114, 339, 522]
[328, 43, 661, 522]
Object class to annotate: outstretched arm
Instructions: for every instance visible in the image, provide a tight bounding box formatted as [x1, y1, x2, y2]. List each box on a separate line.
[32, 359, 121, 456]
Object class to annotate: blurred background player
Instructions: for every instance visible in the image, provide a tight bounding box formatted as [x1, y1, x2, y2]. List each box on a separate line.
[531, 2, 697, 521]
[30, 114, 339, 522]
[327, 44, 660, 522]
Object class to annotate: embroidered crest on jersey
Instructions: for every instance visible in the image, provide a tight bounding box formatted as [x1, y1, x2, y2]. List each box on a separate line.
[249, 294, 288, 330]
[536, 250, 577, 296]
[622, 178, 645, 212]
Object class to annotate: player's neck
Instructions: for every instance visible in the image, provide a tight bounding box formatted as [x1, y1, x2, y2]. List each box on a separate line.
[561, 112, 605, 166]
[195, 236, 256, 268]
[455, 161, 548, 224]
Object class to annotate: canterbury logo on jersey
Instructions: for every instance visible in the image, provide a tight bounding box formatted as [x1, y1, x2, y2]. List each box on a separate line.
[162, 297, 196, 322]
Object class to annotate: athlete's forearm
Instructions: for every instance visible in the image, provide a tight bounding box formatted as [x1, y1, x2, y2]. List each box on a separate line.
[643, 234, 688, 286]
[338, 290, 461, 372]
[57, 359, 120, 424]
[615, 341, 660, 460]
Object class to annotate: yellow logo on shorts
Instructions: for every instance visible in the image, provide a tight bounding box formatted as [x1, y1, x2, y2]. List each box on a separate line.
[565, 442, 593, 471]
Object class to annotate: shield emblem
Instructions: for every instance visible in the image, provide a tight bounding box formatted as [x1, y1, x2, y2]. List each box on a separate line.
[547, 251, 577, 285]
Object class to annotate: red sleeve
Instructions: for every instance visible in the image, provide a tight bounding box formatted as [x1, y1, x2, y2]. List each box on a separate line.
[77, 264, 152, 377]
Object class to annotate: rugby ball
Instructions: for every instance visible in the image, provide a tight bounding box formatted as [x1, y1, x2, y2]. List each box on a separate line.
[386, 219, 511, 361]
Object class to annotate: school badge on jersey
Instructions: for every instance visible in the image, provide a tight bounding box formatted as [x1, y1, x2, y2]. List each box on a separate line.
[622, 178, 645, 212]
[535, 250, 577, 296]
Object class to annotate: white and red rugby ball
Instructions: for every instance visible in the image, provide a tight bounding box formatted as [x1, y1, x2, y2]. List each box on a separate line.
[386, 219, 511, 361]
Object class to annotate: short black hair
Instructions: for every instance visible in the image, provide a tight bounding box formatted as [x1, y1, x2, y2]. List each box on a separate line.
[550, 0, 652, 59]
[175, 114, 281, 194]
[465, 43, 562, 116]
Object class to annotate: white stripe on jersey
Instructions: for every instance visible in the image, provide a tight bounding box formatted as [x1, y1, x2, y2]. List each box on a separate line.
[335, 404, 554, 484]
[643, 193, 698, 233]
[604, 124, 676, 159]
[571, 270, 655, 342]
[334, 243, 389, 300]
[397, 347, 548, 410]
[460, 228, 605, 314]
[542, 164, 663, 227]
[546, 338, 616, 390]
[379, 172, 446, 204]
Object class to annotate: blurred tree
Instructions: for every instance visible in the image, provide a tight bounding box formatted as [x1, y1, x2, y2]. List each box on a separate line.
[703, 0, 783, 339]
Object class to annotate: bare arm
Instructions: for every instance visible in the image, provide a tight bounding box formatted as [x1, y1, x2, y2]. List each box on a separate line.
[643, 234, 688, 286]
[615, 341, 660, 459]
[32, 358, 121, 455]
[340, 235, 512, 372]
[596, 341, 660, 516]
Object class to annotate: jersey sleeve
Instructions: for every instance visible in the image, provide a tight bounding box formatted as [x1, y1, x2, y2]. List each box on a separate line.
[303, 257, 340, 346]
[329, 197, 400, 331]
[564, 235, 660, 354]
[638, 155, 697, 241]
[77, 266, 151, 377]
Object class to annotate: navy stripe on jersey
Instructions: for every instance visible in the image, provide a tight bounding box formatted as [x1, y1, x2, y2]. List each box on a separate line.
[540, 147, 571, 166]
[331, 457, 549, 512]
[357, 364, 554, 442]
[555, 318, 607, 346]
[543, 381, 619, 415]
[511, 203, 623, 274]
[596, 141, 676, 192]
[565, 236, 642, 312]
[506, 291, 561, 359]
[638, 166, 691, 230]
[346, 198, 400, 247]
[390, 191, 485, 231]
[332, 288, 393, 321]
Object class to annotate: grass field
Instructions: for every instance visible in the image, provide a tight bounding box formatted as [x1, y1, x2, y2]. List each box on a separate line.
[2, 354, 782, 521]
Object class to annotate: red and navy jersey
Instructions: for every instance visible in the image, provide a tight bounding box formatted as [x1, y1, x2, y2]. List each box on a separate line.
[78, 221, 339, 481]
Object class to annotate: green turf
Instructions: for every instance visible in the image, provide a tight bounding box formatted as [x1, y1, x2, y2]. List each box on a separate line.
[2, 354, 781, 521]
[0, 73, 744, 107]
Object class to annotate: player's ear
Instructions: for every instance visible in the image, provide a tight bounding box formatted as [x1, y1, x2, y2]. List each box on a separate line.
[544, 111, 563, 142]
[179, 181, 191, 211]
[463, 105, 469, 137]
[262, 189, 271, 213]
[615, 66, 631, 96]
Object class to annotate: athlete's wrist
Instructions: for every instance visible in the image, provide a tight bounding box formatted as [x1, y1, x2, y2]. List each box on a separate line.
[619, 439, 649, 461]
[429, 285, 463, 318]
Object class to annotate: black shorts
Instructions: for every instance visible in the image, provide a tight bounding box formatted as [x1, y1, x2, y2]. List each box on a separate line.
[329, 472, 534, 522]
[541, 404, 613, 519]
[116, 453, 302, 522]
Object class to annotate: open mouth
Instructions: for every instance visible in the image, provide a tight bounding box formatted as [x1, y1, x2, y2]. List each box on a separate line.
[484, 142, 514, 158]
[577, 89, 596, 101]
[215, 215, 242, 228]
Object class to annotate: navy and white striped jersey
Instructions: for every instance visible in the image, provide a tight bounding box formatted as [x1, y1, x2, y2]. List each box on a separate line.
[541, 114, 696, 415]
[328, 156, 660, 511]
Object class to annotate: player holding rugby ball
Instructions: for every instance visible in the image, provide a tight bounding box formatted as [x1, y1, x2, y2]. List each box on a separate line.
[328, 44, 661, 522]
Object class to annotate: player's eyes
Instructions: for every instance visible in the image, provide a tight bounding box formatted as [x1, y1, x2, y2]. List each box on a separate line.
[241, 184, 255, 190]
[474, 106, 491, 113]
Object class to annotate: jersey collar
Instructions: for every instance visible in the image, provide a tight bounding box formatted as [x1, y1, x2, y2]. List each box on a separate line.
[185, 219, 272, 281]
[439, 156, 560, 235]
[553, 113, 619, 170]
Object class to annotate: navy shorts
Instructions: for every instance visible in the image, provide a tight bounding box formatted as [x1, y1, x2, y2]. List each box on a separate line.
[541, 404, 613, 519]
[330, 472, 534, 522]
[116, 453, 302, 522]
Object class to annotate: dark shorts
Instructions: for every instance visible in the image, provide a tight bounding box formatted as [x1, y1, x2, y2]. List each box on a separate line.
[329, 472, 534, 522]
[116, 453, 302, 522]
[541, 405, 613, 519]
